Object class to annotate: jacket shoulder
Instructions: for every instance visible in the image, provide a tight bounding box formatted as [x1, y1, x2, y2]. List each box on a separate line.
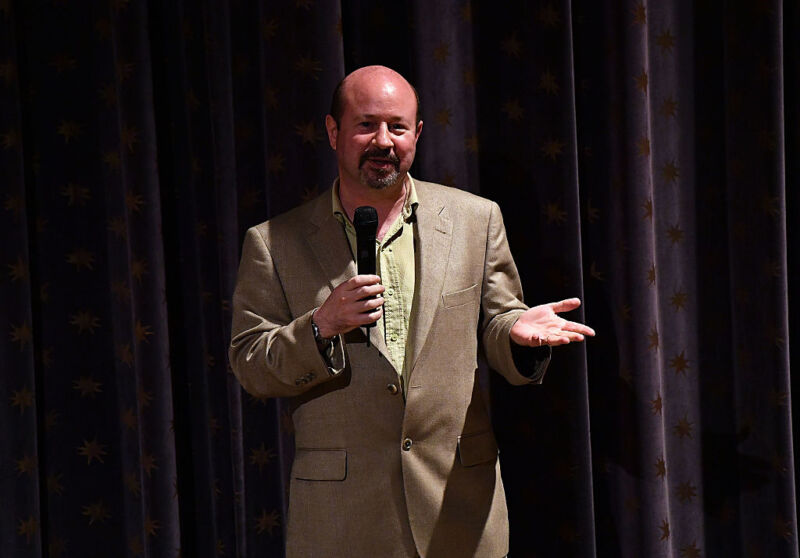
[247, 189, 328, 241]
[414, 180, 498, 215]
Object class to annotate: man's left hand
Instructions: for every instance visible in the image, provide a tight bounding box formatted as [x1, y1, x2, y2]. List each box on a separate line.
[510, 298, 595, 347]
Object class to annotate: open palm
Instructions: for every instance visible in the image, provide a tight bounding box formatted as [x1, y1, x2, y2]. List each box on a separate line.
[509, 297, 595, 347]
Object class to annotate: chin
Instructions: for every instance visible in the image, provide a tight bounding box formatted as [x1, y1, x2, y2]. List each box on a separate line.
[361, 171, 401, 190]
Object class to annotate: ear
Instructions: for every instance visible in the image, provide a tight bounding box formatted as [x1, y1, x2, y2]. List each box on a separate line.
[414, 120, 423, 141]
[325, 115, 338, 150]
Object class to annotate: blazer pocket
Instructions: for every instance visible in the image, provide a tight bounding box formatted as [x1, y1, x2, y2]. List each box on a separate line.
[457, 431, 499, 467]
[442, 283, 478, 308]
[293, 449, 347, 481]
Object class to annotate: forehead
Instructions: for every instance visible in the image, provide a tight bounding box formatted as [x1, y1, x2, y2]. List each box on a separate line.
[342, 73, 416, 120]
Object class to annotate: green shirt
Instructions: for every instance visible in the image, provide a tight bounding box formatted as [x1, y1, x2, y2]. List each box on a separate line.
[332, 176, 418, 386]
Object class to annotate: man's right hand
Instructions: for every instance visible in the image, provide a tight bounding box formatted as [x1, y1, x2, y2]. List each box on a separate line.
[313, 275, 384, 339]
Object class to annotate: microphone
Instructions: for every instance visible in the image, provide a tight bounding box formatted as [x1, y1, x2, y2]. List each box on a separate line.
[353, 206, 379, 346]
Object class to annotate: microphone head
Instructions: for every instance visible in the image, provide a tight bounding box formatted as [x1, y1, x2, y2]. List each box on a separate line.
[353, 206, 378, 231]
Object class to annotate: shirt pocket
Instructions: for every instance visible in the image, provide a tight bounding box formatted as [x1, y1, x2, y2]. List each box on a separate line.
[442, 283, 478, 309]
[292, 448, 348, 481]
[457, 430, 499, 467]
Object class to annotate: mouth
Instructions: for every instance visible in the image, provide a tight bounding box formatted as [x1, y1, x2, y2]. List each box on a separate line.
[360, 152, 399, 171]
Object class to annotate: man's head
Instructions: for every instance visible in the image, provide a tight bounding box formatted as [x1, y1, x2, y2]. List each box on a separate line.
[325, 66, 423, 192]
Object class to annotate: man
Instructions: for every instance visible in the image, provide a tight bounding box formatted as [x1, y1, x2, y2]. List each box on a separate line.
[229, 66, 594, 557]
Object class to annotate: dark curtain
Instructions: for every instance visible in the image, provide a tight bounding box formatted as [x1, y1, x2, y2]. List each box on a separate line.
[1, 0, 797, 556]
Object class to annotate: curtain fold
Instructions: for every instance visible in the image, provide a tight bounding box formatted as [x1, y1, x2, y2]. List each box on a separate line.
[0, 0, 796, 556]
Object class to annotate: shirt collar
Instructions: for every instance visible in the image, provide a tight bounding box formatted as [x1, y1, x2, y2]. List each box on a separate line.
[332, 174, 419, 226]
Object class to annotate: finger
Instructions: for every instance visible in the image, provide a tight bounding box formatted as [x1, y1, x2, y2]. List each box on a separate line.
[562, 321, 596, 336]
[546, 335, 572, 346]
[550, 298, 581, 313]
[354, 283, 385, 300]
[345, 274, 382, 289]
[355, 307, 382, 325]
[357, 296, 385, 312]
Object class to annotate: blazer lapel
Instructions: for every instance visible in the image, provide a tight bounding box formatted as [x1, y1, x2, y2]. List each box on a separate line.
[306, 190, 391, 360]
[406, 186, 452, 378]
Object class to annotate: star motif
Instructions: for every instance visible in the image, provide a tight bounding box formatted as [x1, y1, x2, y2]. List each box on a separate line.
[250, 443, 276, 473]
[775, 515, 793, 541]
[589, 261, 604, 281]
[294, 122, 322, 144]
[66, 248, 95, 271]
[464, 134, 479, 153]
[618, 303, 632, 321]
[295, 0, 313, 9]
[73, 376, 103, 397]
[539, 69, 559, 95]
[670, 289, 688, 311]
[124, 471, 141, 496]
[111, 280, 131, 302]
[584, 198, 600, 223]
[107, 217, 127, 239]
[537, 4, 560, 27]
[77, 438, 108, 465]
[666, 224, 684, 244]
[650, 393, 662, 415]
[452, 66, 473, 87]
[44, 408, 59, 430]
[647, 263, 656, 285]
[264, 87, 279, 110]
[659, 518, 670, 540]
[102, 150, 121, 170]
[632, 2, 646, 24]
[121, 407, 137, 430]
[655, 456, 666, 478]
[669, 350, 690, 375]
[676, 480, 697, 502]
[634, 70, 648, 93]
[637, 136, 650, 156]
[680, 540, 701, 558]
[4, 193, 24, 216]
[16, 454, 37, 476]
[255, 509, 280, 536]
[135, 320, 153, 343]
[17, 516, 38, 543]
[138, 387, 153, 407]
[280, 409, 295, 434]
[544, 201, 567, 225]
[125, 191, 145, 212]
[642, 198, 653, 220]
[116, 61, 134, 82]
[647, 327, 659, 350]
[268, 152, 285, 174]
[141, 452, 158, 476]
[657, 28, 675, 53]
[57, 120, 82, 143]
[502, 99, 524, 121]
[661, 160, 680, 183]
[121, 125, 139, 153]
[144, 515, 160, 537]
[129, 535, 144, 556]
[294, 56, 322, 80]
[460, 2, 472, 22]
[49, 536, 67, 557]
[11, 386, 34, 413]
[541, 138, 566, 161]
[60, 182, 91, 206]
[673, 415, 693, 438]
[435, 107, 452, 127]
[96, 83, 117, 110]
[433, 42, 451, 63]
[69, 310, 101, 334]
[761, 194, 780, 218]
[8, 256, 28, 282]
[131, 257, 149, 282]
[47, 473, 64, 495]
[82, 500, 111, 525]
[1, 128, 19, 149]
[660, 96, 678, 118]
[501, 33, 521, 58]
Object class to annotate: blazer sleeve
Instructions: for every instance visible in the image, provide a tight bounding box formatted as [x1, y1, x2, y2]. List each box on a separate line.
[480, 202, 551, 385]
[228, 227, 344, 398]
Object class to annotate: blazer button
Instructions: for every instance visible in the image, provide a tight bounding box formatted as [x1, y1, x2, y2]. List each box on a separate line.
[402, 438, 412, 451]
[387, 383, 399, 395]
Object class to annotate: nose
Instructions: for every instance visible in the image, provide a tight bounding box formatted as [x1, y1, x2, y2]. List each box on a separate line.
[373, 123, 393, 149]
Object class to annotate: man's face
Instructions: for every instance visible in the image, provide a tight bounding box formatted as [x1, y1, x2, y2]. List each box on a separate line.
[326, 71, 422, 191]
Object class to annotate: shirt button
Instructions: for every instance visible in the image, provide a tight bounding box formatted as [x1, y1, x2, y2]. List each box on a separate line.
[387, 289, 394, 296]
[402, 438, 412, 451]
[390, 334, 398, 342]
[387, 383, 399, 395]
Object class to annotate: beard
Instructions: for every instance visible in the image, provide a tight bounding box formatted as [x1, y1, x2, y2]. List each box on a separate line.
[358, 150, 402, 190]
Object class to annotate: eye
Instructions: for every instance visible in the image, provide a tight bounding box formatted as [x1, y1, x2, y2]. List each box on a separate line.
[390, 123, 407, 132]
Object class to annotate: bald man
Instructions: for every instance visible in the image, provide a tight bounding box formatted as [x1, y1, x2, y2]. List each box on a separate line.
[229, 66, 594, 558]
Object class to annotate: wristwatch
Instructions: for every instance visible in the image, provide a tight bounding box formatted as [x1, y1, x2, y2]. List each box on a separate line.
[311, 316, 333, 351]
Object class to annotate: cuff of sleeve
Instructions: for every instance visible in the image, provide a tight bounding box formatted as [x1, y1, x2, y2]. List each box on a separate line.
[510, 341, 551, 383]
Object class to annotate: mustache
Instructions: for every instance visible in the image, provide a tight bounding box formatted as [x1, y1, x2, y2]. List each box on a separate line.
[359, 150, 400, 167]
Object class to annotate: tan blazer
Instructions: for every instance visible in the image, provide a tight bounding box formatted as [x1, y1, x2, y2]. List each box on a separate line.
[229, 180, 550, 558]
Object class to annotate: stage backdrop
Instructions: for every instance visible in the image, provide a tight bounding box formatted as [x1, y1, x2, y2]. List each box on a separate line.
[2, 1, 798, 556]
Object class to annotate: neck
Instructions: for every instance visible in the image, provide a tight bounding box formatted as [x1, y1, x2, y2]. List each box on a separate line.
[339, 176, 408, 240]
